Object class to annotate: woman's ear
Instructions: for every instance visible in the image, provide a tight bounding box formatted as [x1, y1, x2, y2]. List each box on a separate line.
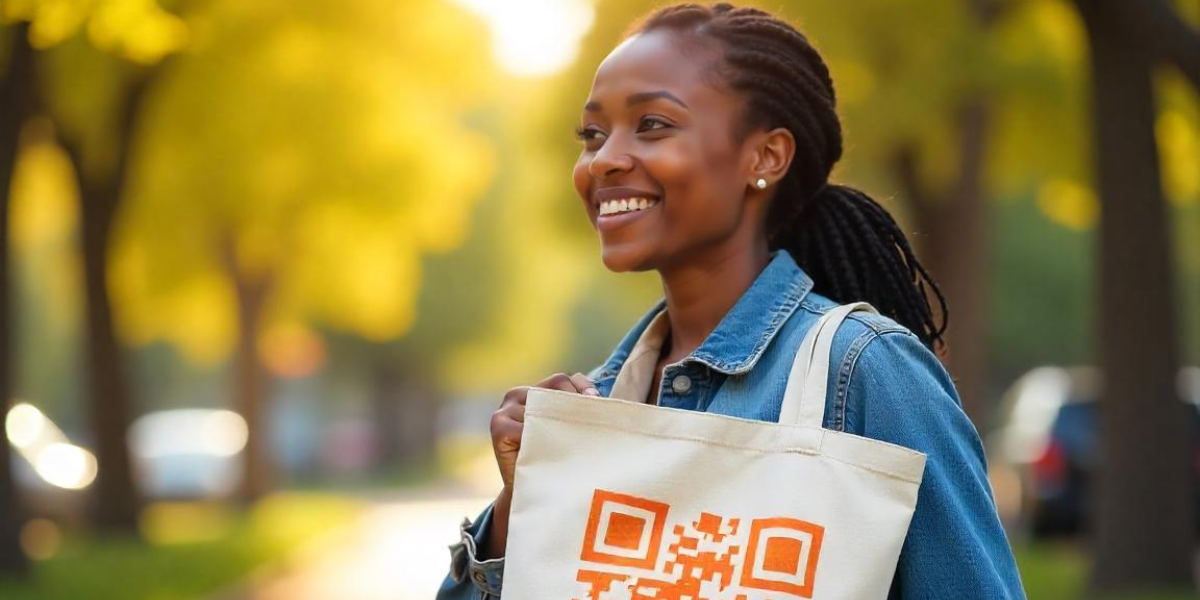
[748, 127, 795, 188]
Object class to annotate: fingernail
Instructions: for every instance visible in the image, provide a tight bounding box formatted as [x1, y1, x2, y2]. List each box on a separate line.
[583, 387, 600, 396]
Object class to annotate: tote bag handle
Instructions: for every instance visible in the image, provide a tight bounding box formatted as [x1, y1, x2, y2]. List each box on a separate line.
[778, 302, 879, 428]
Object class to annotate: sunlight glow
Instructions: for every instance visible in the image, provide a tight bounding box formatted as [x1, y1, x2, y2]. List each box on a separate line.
[6, 401, 99, 490]
[6, 403, 47, 449]
[34, 443, 98, 490]
[453, 0, 594, 77]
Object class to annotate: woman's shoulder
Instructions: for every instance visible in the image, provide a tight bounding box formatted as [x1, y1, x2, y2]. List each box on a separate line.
[780, 290, 960, 429]
[791, 290, 921, 348]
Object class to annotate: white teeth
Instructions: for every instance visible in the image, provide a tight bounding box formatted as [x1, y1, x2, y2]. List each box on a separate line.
[599, 197, 659, 216]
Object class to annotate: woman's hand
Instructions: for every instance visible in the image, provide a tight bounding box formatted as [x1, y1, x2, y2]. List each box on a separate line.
[483, 372, 599, 559]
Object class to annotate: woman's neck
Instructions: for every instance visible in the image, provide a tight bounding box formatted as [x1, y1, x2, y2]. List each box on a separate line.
[657, 243, 771, 362]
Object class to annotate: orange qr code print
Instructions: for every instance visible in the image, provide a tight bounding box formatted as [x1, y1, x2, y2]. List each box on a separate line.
[574, 489, 825, 600]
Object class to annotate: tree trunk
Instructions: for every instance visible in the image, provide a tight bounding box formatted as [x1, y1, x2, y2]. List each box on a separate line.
[1074, 0, 1195, 592]
[73, 162, 142, 533]
[60, 68, 164, 534]
[221, 235, 275, 504]
[892, 98, 991, 426]
[0, 21, 36, 576]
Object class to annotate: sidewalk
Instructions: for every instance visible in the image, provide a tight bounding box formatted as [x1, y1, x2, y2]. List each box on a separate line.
[207, 479, 495, 600]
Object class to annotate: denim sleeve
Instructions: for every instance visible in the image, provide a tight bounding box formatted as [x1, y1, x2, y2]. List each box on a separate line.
[436, 501, 505, 599]
[845, 330, 1027, 599]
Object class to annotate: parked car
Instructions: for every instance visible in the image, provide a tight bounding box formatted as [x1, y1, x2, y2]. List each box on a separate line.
[127, 409, 249, 499]
[987, 366, 1200, 538]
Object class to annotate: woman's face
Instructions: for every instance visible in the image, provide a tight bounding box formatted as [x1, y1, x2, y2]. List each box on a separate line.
[573, 29, 765, 273]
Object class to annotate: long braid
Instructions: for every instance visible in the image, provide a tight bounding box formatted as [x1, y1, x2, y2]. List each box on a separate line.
[633, 3, 949, 352]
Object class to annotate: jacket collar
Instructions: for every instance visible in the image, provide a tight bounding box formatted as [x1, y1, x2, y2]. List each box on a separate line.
[598, 249, 814, 380]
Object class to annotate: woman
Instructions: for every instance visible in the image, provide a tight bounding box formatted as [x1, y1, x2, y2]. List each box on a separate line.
[438, 3, 1025, 598]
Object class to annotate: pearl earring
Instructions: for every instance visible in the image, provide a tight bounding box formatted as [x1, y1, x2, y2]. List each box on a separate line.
[755, 178, 768, 189]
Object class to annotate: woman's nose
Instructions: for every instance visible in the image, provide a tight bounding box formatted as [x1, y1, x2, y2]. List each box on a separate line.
[588, 136, 635, 179]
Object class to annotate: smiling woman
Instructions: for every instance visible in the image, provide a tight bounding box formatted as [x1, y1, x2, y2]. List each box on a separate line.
[572, 28, 771, 275]
[438, 3, 1025, 598]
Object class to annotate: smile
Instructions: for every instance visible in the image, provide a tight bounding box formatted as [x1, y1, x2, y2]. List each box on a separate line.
[598, 197, 660, 216]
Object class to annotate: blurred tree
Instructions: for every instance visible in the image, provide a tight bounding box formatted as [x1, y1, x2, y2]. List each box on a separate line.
[58, 60, 156, 532]
[5, 0, 196, 532]
[817, 0, 1000, 424]
[106, 0, 495, 499]
[0, 20, 34, 577]
[1070, 0, 1198, 593]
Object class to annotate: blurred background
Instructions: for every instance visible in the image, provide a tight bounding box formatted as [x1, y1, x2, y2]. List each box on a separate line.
[0, 0, 1196, 598]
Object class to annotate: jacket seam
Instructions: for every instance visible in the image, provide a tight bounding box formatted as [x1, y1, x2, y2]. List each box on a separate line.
[834, 329, 880, 432]
[837, 329, 920, 435]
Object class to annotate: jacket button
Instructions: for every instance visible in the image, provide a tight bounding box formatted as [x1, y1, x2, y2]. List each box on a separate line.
[671, 374, 692, 394]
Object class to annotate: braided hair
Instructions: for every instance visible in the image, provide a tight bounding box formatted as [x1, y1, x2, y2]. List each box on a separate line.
[630, 2, 949, 353]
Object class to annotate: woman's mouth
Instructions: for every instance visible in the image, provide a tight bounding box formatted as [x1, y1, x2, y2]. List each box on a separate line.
[596, 196, 660, 233]
[598, 196, 659, 216]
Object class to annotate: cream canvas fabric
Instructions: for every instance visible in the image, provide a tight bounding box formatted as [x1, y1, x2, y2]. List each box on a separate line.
[503, 303, 927, 599]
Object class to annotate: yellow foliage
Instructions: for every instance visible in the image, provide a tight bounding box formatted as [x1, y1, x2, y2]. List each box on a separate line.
[1027, 0, 1084, 65]
[264, 22, 323, 83]
[1158, 109, 1199, 205]
[98, 0, 499, 363]
[111, 254, 237, 365]
[8, 0, 187, 62]
[831, 60, 875, 106]
[6, 0, 88, 48]
[10, 121, 78, 250]
[288, 204, 421, 341]
[87, 0, 188, 63]
[409, 130, 495, 253]
[167, 273, 238, 364]
[1037, 179, 1098, 231]
[9, 121, 83, 338]
[1155, 71, 1199, 206]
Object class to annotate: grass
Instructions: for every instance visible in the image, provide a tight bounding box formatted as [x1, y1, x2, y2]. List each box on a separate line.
[1016, 541, 1198, 600]
[0, 492, 363, 600]
[1016, 540, 1088, 599]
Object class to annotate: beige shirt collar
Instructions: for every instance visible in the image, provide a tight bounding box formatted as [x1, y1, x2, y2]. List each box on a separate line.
[609, 306, 671, 405]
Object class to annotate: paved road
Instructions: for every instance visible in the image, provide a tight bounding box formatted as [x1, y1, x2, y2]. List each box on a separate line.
[210, 488, 492, 600]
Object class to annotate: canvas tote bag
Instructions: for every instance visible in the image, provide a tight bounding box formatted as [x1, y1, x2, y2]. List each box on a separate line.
[502, 302, 927, 599]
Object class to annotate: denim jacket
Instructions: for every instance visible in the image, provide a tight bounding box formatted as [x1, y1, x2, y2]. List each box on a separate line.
[437, 249, 1026, 599]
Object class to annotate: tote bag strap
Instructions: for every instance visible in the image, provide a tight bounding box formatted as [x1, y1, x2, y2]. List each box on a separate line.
[778, 302, 880, 428]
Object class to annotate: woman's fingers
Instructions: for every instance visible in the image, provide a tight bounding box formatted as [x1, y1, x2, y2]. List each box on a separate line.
[539, 372, 579, 393]
[536, 372, 599, 396]
[499, 386, 530, 419]
[490, 372, 601, 489]
[570, 372, 601, 396]
[491, 412, 523, 448]
[491, 389, 527, 489]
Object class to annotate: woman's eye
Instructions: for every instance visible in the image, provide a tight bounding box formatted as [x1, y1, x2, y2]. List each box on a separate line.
[574, 126, 606, 143]
[573, 118, 669, 146]
[637, 116, 672, 132]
